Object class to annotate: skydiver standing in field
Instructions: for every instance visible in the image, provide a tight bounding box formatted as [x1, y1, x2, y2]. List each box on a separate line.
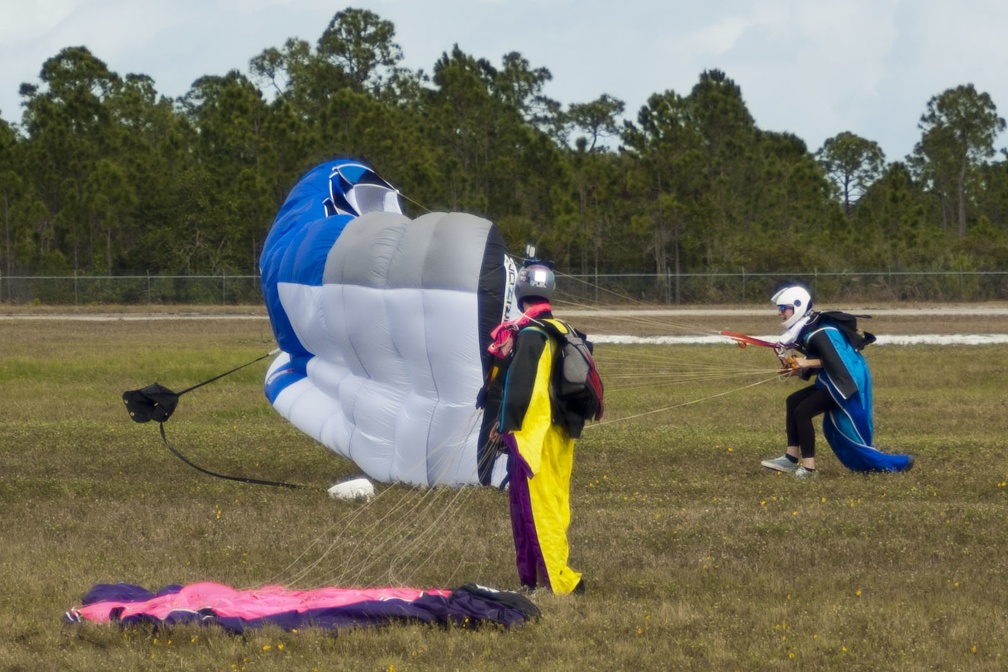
[760, 282, 915, 477]
[488, 261, 584, 596]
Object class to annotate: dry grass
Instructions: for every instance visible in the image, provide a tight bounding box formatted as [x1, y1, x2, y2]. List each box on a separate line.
[1, 308, 1007, 671]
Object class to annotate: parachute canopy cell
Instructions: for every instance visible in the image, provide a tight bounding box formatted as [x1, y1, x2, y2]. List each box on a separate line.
[260, 160, 510, 487]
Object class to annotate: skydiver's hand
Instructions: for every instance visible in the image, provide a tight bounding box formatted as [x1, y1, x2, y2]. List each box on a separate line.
[475, 385, 488, 409]
[794, 357, 822, 370]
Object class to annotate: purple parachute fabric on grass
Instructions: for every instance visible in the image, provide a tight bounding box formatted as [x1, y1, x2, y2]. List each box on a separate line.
[65, 582, 538, 633]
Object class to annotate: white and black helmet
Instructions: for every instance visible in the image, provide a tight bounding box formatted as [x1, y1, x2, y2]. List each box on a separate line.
[515, 263, 555, 304]
[771, 284, 813, 329]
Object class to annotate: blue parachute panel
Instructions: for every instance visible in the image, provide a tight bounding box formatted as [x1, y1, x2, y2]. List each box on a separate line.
[261, 159, 402, 362]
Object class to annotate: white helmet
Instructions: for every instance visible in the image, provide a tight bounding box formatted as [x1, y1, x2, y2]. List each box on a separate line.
[771, 284, 813, 329]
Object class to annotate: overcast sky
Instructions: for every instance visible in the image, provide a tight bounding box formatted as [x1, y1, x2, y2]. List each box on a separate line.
[2, 0, 1006, 161]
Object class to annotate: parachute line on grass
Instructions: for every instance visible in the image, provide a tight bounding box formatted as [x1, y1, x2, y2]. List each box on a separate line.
[267, 410, 489, 590]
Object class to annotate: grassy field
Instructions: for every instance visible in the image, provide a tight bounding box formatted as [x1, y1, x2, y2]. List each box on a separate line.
[1, 307, 1007, 671]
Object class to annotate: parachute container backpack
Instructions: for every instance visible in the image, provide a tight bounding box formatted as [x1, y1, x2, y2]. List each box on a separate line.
[538, 318, 604, 438]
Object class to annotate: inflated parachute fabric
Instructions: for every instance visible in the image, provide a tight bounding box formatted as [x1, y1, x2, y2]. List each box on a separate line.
[65, 582, 539, 632]
[260, 160, 510, 487]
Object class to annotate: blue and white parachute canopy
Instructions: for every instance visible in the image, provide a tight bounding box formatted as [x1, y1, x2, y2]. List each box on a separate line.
[260, 160, 512, 487]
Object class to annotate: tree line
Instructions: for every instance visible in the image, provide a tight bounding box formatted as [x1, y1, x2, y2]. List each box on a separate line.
[1, 8, 1006, 302]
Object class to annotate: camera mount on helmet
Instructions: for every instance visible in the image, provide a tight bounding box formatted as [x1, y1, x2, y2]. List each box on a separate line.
[515, 252, 555, 305]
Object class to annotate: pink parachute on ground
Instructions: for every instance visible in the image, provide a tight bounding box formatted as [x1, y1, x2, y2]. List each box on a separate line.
[66, 582, 538, 632]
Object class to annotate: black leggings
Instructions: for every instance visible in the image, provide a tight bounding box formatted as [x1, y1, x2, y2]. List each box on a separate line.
[786, 386, 837, 459]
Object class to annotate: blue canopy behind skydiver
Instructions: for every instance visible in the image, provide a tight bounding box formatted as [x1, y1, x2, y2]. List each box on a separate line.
[760, 283, 915, 477]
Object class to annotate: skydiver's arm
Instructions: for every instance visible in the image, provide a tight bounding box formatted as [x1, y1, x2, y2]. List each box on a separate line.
[787, 356, 821, 380]
[499, 329, 547, 432]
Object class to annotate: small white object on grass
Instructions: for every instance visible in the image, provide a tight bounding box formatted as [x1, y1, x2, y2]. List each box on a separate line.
[327, 477, 375, 501]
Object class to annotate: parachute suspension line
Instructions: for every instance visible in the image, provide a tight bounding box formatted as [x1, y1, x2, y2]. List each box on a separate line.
[315, 482, 477, 590]
[533, 272, 795, 413]
[350, 412, 488, 587]
[599, 352, 773, 377]
[264, 471, 429, 588]
[598, 352, 768, 372]
[580, 339, 779, 402]
[482, 259, 767, 394]
[371, 421, 488, 587]
[479, 255, 731, 344]
[397, 191, 432, 215]
[297, 484, 440, 588]
[420, 407, 487, 486]
[372, 410, 516, 587]
[264, 489, 382, 587]
[272, 410, 490, 590]
[273, 477, 435, 588]
[553, 269, 673, 310]
[606, 369, 783, 392]
[550, 270, 733, 339]
[561, 305, 727, 342]
[586, 375, 781, 428]
[385, 484, 474, 586]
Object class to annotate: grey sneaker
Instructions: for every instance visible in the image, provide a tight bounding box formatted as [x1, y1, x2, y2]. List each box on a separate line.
[794, 466, 818, 479]
[761, 454, 799, 472]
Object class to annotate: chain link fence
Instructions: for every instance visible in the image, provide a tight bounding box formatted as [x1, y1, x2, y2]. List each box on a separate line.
[0, 272, 263, 305]
[560, 270, 1008, 305]
[2, 270, 1008, 306]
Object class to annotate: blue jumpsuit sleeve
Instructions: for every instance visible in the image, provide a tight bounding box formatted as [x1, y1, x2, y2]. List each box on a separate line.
[807, 329, 858, 399]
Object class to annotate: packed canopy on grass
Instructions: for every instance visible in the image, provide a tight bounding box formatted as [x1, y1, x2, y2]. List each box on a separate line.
[66, 582, 540, 632]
